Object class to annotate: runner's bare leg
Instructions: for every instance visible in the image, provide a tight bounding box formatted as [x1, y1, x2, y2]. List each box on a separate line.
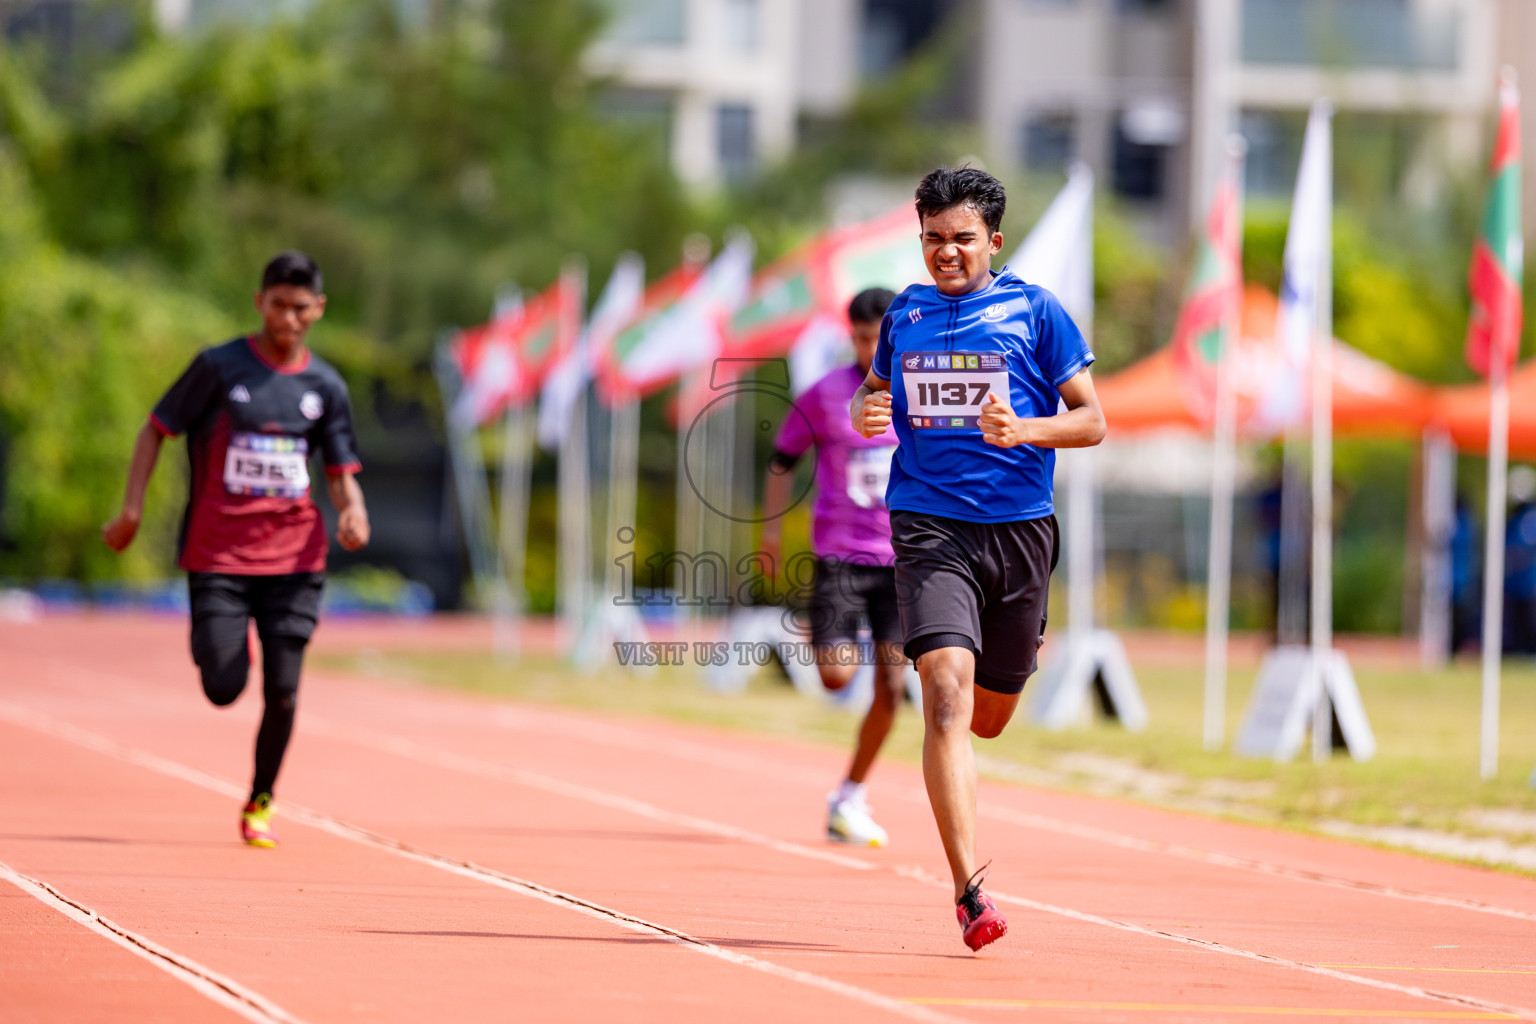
[917, 645, 979, 901]
[846, 644, 907, 784]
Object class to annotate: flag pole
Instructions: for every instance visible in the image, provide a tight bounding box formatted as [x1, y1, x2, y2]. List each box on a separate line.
[1481, 359, 1509, 779]
[1309, 101, 1335, 764]
[556, 257, 590, 651]
[1203, 135, 1246, 751]
[1474, 66, 1522, 780]
[433, 338, 510, 623]
[1419, 428, 1456, 670]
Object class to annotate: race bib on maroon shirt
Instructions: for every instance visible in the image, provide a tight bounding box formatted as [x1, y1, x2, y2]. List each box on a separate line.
[223, 433, 311, 498]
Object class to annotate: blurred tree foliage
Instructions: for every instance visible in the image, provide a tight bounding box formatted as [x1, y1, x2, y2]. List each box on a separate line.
[0, 0, 1521, 631]
[0, 0, 697, 583]
[0, 147, 231, 579]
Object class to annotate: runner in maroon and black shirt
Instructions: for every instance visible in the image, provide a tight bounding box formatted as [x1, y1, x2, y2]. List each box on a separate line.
[103, 251, 370, 847]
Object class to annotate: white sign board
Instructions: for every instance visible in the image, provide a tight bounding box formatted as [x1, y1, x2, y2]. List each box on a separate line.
[1029, 629, 1148, 732]
[1235, 645, 1375, 761]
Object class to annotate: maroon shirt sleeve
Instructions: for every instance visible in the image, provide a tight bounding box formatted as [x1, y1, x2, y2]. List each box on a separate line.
[150, 351, 220, 437]
[318, 378, 362, 473]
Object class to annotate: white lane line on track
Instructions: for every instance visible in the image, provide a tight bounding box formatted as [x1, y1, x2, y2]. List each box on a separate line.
[35, 657, 1536, 925]
[300, 717, 1536, 1024]
[0, 859, 307, 1024]
[972, 803, 1536, 926]
[14, 671, 1536, 1021]
[890, 864, 1536, 1024]
[482, 702, 1536, 924]
[0, 702, 965, 1024]
[301, 717, 876, 872]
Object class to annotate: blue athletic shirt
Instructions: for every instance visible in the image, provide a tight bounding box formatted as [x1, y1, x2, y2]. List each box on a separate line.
[871, 266, 1094, 523]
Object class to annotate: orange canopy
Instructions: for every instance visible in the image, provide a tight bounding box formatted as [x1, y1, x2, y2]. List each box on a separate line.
[1431, 362, 1536, 459]
[1096, 287, 1435, 440]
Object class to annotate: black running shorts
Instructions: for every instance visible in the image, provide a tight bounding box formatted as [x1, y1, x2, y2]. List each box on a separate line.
[890, 510, 1059, 695]
[188, 571, 326, 662]
[809, 559, 904, 648]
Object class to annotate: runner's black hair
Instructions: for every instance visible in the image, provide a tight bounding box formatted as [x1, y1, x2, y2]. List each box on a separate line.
[847, 287, 896, 325]
[261, 251, 324, 295]
[914, 166, 1006, 235]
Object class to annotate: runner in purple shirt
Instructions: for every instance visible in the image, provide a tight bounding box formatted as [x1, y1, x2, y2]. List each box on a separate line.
[761, 288, 907, 846]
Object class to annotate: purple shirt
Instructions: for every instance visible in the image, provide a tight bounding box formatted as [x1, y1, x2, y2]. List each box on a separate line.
[773, 364, 896, 564]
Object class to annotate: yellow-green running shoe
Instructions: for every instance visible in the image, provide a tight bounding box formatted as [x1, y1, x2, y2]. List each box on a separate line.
[240, 793, 278, 848]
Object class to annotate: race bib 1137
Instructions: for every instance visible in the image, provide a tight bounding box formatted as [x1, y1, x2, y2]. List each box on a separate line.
[224, 432, 310, 498]
[900, 351, 1009, 429]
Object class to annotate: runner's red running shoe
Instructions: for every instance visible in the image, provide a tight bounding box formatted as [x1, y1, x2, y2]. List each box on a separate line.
[955, 864, 1006, 951]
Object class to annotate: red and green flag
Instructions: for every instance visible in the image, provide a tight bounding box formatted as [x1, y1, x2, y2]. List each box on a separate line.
[450, 274, 581, 427]
[724, 203, 927, 360]
[1466, 72, 1524, 378]
[595, 260, 704, 403]
[1171, 160, 1244, 422]
[511, 274, 583, 394]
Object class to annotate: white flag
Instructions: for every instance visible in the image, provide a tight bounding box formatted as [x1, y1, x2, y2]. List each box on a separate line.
[1007, 161, 1095, 325]
[1252, 101, 1332, 435]
[787, 313, 853, 396]
[616, 235, 754, 392]
[537, 253, 644, 450]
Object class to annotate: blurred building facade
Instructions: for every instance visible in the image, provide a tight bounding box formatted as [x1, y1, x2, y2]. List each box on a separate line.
[120, 0, 1535, 230]
[584, 0, 1529, 242]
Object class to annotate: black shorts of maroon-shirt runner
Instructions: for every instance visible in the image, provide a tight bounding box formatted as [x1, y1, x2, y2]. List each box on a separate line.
[890, 510, 1060, 696]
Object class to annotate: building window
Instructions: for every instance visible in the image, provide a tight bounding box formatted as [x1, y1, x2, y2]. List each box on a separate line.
[1238, 109, 1297, 200]
[717, 103, 755, 182]
[722, 0, 758, 52]
[601, 0, 687, 46]
[1241, 0, 1459, 71]
[598, 89, 675, 163]
[1021, 112, 1076, 172]
[861, 0, 945, 78]
[1111, 120, 1165, 201]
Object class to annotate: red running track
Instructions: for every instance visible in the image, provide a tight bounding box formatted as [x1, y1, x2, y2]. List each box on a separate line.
[2, 614, 1535, 1023]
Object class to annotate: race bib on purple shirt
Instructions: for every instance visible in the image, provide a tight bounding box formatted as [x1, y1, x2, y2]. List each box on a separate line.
[845, 445, 896, 509]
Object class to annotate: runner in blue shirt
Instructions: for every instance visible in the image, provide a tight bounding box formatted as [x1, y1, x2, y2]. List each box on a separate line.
[851, 166, 1106, 951]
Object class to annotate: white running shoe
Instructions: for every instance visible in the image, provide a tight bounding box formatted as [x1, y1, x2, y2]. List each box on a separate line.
[827, 792, 889, 847]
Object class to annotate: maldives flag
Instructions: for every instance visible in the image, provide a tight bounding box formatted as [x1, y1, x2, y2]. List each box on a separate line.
[449, 274, 581, 428]
[595, 259, 705, 403]
[1171, 156, 1244, 422]
[510, 274, 583, 394]
[1466, 72, 1525, 378]
[725, 203, 927, 360]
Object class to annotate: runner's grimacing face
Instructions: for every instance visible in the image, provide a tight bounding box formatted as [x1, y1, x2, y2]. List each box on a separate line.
[851, 319, 880, 374]
[921, 205, 1003, 296]
[254, 285, 326, 354]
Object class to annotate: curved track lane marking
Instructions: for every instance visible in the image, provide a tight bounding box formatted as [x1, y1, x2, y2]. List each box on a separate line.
[291, 716, 1536, 1023]
[301, 718, 875, 872]
[905, 997, 1518, 1018]
[9, 691, 1535, 1022]
[971, 803, 1536, 926]
[481, 705, 1536, 924]
[33, 659, 1536, 924]
[0, 703, 963, 1024]
[888, 865, 1535, 1023]
[0, 859, 307, 1024]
